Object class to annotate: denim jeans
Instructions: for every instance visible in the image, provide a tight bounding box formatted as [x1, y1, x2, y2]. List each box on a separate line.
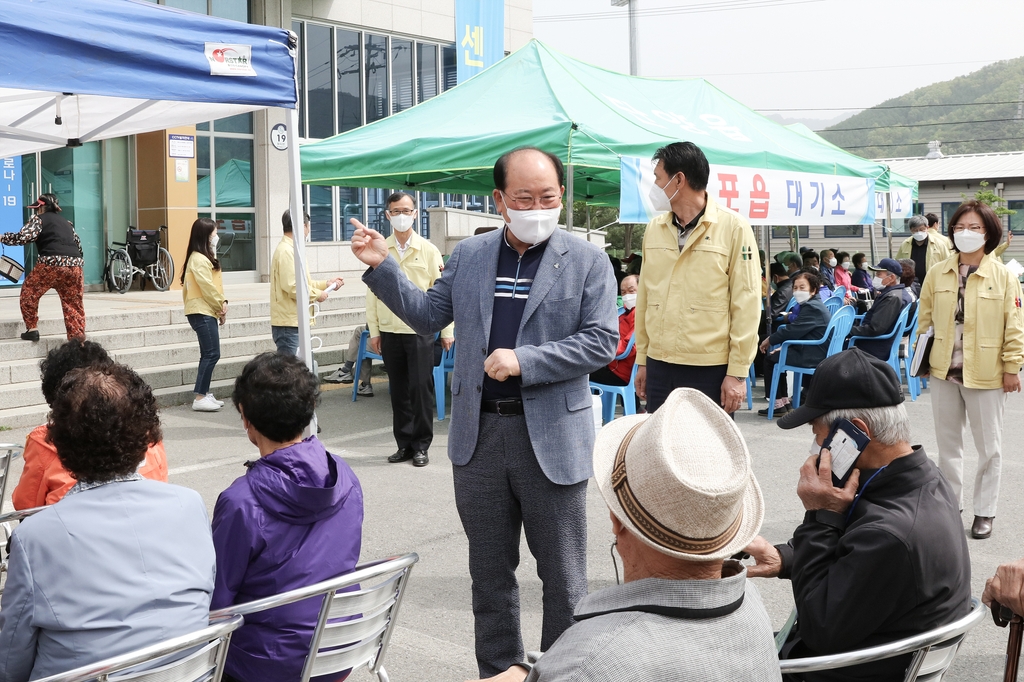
[187, 313, 221, 395]
[272, 325, 299, 356]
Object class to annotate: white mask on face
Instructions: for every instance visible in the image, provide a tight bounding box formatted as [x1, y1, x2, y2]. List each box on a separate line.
[810, 438, 822, 457]
[858, 262, 869, 271]
[793, 290, 812, 304]
[954, 230, 986, 254]
[647, 173, 680, 213]
[500, 193, 561, 244]
[210, 232, 220, 251]
[872, 275, 885, 290]
[621, 293, 637, 310]
[827, 258, 838, 268]
[841, 261, 852, 271]
[389, 212, 415, 232]
[912, 231, 928, 243]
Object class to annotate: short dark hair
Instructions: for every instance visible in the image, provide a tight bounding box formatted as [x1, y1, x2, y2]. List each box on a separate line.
[852, 252, 867, 266]
[282, 209, 311, 234]
[792, 269, 821, 294]
[48, 364, 161, 483]
[802, 250, 819, 264]
[949, 200, 1003, 254]
[652, 142, 709, 192]
[233, 352, 320, 442]
[37, 193, 61, 213]
[386, 192, 416, 209]
[926, 213, 940, 227]
[836, 251, 850, 263]
[40, 339, 112, 406]
[493, 147, 565, 191]
[769, 262, 788, 279]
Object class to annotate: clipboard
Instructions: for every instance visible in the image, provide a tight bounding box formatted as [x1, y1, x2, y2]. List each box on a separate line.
[911, 326, 934, 378]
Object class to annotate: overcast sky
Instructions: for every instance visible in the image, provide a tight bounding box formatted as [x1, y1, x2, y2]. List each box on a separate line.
[533, 0, 1024, 122]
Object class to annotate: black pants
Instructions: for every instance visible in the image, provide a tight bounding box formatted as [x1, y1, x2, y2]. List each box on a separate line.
[380, 331, 434, 452]
[645, 358, 728, 413]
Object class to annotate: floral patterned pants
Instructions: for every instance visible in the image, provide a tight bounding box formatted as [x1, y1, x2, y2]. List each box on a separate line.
[20, 263, 85, 339]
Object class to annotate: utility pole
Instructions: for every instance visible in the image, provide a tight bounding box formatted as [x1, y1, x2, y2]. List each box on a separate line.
[611, 0, 639, 76]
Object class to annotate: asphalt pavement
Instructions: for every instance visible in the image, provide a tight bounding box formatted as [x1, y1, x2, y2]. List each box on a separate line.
[2, 378, 1022, 681]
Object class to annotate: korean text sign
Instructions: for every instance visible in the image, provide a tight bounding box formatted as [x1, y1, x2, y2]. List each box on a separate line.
[455, 0, 504, 83]
[0, 156, 24, 286]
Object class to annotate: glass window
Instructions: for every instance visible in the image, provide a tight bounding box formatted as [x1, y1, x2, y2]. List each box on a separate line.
[421, 192, 439, 239]
[213, 213, 256, 272]
[309, 185, 333, 242]
[391, 39, 414, 114]
[444, 193, 464, 210]
[365, 34, 389, 123]
[417, 43, 438, 103]
[1009, 200, 1024, 233]
[442, 46, 457, 91]
[367, 188, 391, 237]
[213, 113, 253, 134]
[196, 135, 211, 207]
[307, 23, 334, 140]
[212, 137, 254, 208]
[467, 195, 486, 212]
[293, 21, 305, 138]
[163, 0, 206, 12]
[888, 218, 909, 237]
[339, 187, 364, 241]
[210, 0, 247, 21]
[941, 201, 961, 235]
[824, 225, 864, 238]
[336, 29, 362, 134]
[772, 225, 809, 239]
[196, 121, 210, 131]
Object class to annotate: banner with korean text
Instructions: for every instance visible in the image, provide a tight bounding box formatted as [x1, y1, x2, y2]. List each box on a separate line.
[0, 157, 25, 287]
[874, 187, 913, 220]
[455, 0, 504, 83]
[620, 156, 876, 226]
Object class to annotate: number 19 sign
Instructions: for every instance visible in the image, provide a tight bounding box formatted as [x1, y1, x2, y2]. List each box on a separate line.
[270, 123, 288, 151]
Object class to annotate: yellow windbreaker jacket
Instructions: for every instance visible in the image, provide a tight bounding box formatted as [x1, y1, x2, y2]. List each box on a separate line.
[182, 252, 225, 318]
[895, 235, 951, 273]
[270, 235, 327, 328]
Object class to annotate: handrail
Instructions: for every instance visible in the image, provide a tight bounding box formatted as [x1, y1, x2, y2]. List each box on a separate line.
[210, 553, 419, 618]
[778, 598, 986, 674]
[29, 614, 244, 682]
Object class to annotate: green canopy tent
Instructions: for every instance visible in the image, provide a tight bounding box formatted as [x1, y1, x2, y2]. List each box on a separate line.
[198, 158, 252, 208]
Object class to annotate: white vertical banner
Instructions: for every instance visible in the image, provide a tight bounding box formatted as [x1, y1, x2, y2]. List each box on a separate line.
[875, 187, 912, 219]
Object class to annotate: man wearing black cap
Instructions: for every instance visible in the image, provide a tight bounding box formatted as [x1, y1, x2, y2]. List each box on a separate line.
[846, 257, 913, 361]
[743, 349, 971, 682]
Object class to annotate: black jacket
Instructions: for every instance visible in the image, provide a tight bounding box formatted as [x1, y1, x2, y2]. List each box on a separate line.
[776, 447, 972, 682]
[848, 285, 909, 360]
[36, 212, 82, 259]
[768, 297, 830, 367]
[770, 278, 794, 322]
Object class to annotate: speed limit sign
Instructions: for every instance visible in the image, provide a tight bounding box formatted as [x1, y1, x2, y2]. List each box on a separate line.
[270, 123, 288, 151]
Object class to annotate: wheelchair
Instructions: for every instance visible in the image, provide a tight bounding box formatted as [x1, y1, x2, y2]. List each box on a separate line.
[104, 225, 174, 293]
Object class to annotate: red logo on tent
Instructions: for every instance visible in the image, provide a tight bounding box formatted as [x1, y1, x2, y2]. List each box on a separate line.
[211, 48, 237, 63]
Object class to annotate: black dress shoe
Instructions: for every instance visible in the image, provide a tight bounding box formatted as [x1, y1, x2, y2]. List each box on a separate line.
[412, 450, 429, 467]
[387, 448, 414, 464]
[21, 330, 39, 342]
[757, 404, 790, 417]
[971, 515, 994, 539]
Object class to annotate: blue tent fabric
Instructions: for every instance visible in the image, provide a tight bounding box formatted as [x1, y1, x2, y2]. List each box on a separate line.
[0, 0, 295, 107]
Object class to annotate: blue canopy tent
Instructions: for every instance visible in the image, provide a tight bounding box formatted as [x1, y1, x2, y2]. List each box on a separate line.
[0, 0, 316, 369]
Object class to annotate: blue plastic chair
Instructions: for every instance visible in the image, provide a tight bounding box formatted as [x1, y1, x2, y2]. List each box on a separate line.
[899, 306, 921, 400]
[847, 304, 912, 381]
[833, 285, 847, 300]
[824, 296, 845, 315]
[766, 306, 855, 420]
[434, 339, 456, 420]
[745, 362, 756, 410]
[351, 329, 384, 402]
[589, 335, 639, 424]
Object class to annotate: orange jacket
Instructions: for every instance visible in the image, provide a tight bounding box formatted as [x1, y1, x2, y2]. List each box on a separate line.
[12, 424, 169, 510]
[607, 308, 637, 383]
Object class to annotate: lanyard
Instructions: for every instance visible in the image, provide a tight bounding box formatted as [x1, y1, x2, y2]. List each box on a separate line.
[844, 466, 888, 525]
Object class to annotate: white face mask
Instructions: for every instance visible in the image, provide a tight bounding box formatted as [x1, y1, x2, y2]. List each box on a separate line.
[810, 438, 822, 457]
[872, 275, 885, 289]
[858, 262, 869, 271]
[621, 293, 637, 310]
[841, 261, 852, 271]
[210, 232, 220, 251]
[954, 230, 986, 254]
[827, 258, 837, 268]
[389, 212, 416, 232]
[912, 231, 928, 243]
[647, 173, 680, 213]
[793, 290, 812, 304]
[500, 193, 561, 244]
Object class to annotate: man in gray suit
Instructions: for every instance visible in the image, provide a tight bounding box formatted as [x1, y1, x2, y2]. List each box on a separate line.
[350, 147, 618, 677]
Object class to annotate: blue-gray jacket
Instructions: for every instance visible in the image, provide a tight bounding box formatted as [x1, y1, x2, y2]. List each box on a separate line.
[364, 227, 618, 485]
[0, 480, 215, 682]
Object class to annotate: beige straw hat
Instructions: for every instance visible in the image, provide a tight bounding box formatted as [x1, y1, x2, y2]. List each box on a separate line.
[594, 387, 764, 562]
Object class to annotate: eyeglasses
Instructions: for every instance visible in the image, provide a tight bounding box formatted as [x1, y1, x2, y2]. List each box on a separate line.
[502, 193, 563, 210]
[951, 223, 985, 233]
[386, 209, 416, 216]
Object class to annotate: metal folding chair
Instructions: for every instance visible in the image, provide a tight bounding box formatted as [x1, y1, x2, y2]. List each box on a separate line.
[0, 443, 24, 515]
[211, 553, 419, 682]
[778, 598, 986, 682]
[29, 614, 244, 682]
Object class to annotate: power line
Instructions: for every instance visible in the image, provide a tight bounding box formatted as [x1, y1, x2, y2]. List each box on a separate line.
[534, 0, 826, 23]
[824, 117, 1024, 132]
[841, 137, 1024, 150]
[667, 58, 1009, 78]
[756, 101, 1022, 112]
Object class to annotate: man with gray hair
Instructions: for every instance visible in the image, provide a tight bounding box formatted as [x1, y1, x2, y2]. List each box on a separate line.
[745, 348, 971, 682]
[895, 214, 950, 287]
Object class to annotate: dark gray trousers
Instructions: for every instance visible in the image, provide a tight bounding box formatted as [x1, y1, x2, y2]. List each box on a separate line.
[453, 413, 589, 677]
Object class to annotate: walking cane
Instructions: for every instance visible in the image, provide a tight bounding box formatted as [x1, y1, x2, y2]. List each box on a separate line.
[993, 601, 1024, 682]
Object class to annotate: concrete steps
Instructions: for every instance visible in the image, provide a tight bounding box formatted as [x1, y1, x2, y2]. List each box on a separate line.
[0, 291, 367, 429]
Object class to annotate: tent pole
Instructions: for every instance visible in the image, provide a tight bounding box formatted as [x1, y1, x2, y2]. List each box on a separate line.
[886, 192, 894, 258]
[566, 164, 574, 232]
[287, 105, 313, 374]
[868, 217, 878, 264]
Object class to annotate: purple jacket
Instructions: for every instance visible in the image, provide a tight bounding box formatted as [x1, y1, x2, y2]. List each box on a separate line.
[211, 437, 363, 682]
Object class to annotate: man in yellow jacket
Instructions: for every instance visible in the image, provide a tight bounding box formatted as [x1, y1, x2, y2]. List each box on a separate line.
[634, 142, 761, 414]
[896, 215, 951, 287]
[367, 192, 453, 468]
[270, 210, 343, 356]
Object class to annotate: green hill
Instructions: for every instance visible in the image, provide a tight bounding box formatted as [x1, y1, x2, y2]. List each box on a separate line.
[819, 57, 1024, 159]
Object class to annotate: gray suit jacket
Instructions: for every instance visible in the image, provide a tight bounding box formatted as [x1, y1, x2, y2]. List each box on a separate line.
[0, 480, 215, 682]
[363, 227, 618, 485]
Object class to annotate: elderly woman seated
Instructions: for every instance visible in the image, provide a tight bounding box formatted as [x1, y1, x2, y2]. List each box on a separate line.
[212, 352, 363, 682]
[0, 363, 214, 681]
[12, 338, 168, 510]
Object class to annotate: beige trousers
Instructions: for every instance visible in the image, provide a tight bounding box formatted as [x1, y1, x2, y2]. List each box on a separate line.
[930, 377, 1007, 517]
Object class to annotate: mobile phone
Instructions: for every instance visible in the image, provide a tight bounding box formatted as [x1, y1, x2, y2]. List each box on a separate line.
[816, 419, 870, 487]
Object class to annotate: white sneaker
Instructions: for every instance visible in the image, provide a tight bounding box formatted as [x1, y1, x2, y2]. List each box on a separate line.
[206, 393, 225, 407]
[357, 383, 374, 397]
[324, 368, 354, 384]
[192, 395, 222, 412]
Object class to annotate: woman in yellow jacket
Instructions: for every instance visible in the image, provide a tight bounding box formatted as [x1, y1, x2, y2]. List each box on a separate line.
[181, 218, 228, 412]
[917, 199, 1024, 540]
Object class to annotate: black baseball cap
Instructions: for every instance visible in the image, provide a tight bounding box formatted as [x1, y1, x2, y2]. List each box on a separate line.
[868, 257, 902, 278]
[778, 348, 905, 429]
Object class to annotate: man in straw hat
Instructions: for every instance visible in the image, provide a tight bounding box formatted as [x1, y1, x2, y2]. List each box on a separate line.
[744, 348, 971, 681]
[473, 387, 781, 682]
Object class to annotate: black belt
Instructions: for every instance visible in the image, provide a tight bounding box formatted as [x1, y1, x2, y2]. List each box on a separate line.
[481, 398, 524, 416]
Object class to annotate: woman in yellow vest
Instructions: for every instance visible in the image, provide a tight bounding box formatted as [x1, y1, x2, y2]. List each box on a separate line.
[181, 218, 228, 412]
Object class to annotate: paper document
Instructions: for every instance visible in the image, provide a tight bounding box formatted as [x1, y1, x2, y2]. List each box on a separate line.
[1006, 259, 1024, 278]
[911, 326, 934, 378]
